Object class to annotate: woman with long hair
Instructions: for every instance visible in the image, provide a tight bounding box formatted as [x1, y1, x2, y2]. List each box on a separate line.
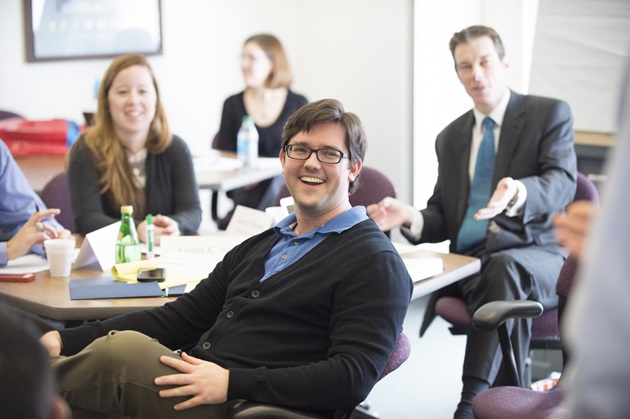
[68, 54, 201, 244]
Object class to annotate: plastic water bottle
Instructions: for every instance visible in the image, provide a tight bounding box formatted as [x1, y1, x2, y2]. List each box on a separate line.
[236, 115, 259, 168]
[115, 205, 141, 264]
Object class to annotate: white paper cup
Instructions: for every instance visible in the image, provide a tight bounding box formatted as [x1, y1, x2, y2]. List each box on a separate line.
[44, 239, 75, 277]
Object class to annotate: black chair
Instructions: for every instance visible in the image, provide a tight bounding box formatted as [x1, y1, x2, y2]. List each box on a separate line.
[0, 110, 24, 121]
[227, 332, 411, 419]
[470, 254, 580, 418]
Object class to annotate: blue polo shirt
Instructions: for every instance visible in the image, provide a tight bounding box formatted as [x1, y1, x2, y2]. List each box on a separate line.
[260, 206, 368, 282]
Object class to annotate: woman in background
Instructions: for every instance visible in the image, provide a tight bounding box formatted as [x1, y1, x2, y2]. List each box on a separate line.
[68, 54, 201, 244]
[216, 33, 307, 228]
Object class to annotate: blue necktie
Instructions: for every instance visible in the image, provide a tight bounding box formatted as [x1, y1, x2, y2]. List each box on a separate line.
[456, 117, 496, 253]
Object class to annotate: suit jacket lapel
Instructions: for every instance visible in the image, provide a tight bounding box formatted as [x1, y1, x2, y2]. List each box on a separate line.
[494, 91, 525, 183]
[450, 111, 475, 228]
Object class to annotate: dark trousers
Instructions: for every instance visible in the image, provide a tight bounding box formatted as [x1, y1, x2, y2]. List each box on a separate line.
[457, 245, 564, 387]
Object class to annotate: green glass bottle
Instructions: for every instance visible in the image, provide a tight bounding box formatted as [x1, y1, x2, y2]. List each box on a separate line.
[115, 205, 141, 264]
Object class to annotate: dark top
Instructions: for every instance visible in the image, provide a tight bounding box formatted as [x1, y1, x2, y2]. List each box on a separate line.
[68, 134, 202, 235]
[59, 218, 412, 413]
[217, 90, 308, 157]
[215, 90, 308, 214]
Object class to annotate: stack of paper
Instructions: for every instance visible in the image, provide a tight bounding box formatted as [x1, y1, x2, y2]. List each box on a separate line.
[403, 257, 444, 283]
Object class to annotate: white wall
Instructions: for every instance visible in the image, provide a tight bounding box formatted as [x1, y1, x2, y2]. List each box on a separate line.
[0, 0, 414, 201]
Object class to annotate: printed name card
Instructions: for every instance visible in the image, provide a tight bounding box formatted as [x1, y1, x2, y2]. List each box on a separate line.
[226, 205, 274, 236]
[158, 235, 249, 290]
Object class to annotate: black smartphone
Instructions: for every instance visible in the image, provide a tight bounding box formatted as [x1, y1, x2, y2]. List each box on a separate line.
[137, 268, 166, 283]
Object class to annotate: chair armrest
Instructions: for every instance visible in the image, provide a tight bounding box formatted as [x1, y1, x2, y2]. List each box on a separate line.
[472, 300, 543, 331]
[227, 402, 325, 419]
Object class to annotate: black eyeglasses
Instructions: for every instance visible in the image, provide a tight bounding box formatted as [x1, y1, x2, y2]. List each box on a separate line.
[284, 144, 349, 164]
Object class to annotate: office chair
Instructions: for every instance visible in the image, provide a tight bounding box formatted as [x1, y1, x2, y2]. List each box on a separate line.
[470, 254, 580, 419]
[226, 332, 411, 419]
[273, 165, 397, 208]
[39, 171, 76, 233]
[0, 110, 24, 121]
[418, 172, 599, 381]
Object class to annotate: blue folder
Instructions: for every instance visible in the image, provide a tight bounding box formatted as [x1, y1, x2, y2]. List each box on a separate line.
[69, 277, 174, 300]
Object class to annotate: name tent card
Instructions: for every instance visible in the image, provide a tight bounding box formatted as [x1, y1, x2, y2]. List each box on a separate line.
[226, 205, 274, 236]
[73, 221, 120, 271]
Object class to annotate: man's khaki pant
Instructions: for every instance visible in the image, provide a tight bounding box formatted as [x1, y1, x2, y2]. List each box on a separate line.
[51, 330, 241, 418]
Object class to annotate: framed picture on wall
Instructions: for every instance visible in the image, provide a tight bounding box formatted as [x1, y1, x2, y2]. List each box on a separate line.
[24, 0, 163, 62]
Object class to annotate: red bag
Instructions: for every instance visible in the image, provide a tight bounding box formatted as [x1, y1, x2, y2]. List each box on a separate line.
[0, 118, 78, 157]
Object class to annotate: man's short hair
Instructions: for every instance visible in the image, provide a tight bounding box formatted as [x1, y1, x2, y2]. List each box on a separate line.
[449, 25, 506, 64]
[281, 99, 367, 194]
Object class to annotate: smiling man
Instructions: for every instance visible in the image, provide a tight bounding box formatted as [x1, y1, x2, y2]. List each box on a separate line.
[367, 25, 577, 418]
[41, 99, 412, 419]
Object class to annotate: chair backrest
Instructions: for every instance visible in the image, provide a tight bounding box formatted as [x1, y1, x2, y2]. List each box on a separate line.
[272, 165, 396, 207]
[348, 166, 397, 207]
[378, 332, 411, 380]
[574, 172, 599, 203]
[556, 173, 598, 308]
[0, 110, 24, 121]
[39, 171, 76, 233]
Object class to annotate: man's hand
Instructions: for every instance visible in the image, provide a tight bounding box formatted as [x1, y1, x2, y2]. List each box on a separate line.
[366, 197, 414, 232]
[474, 177, 518, 220]
[155, 352, 229, 410]
[553, 200, 597, 259]
[40, 330, 63, 356]
[6, 209, 71, 261]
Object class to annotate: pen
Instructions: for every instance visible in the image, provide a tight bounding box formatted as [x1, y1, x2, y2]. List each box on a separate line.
[146, 214, 155, 259]
[34, 201, 43, 232]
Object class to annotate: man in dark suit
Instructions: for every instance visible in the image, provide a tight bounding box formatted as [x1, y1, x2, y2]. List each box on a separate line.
[368, 25, 577, 418]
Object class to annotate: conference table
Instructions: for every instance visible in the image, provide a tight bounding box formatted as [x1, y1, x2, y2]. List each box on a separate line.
[0, 248, 479, 323]
[14, 151, 283, 222]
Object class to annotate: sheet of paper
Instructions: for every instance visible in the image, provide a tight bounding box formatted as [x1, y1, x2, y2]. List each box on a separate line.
[392, 240, 451, 255]
[403, 257, 444, 283]
[393, 241, 423, 256]
[73, 221, 120, 271]
[158, 235, 249, 290]
[111, 259, 160, 282]
[193, 155, 243, 171]
[226, 205, 274, 236]
[0, 254, 49, 274]
[265, 206, 286, 225]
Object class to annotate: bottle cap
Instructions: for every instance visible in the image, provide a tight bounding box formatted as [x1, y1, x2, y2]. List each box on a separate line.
[242, 115, 254, 123]
[146, 214, 153, 225]
[121, 205, 133, 214]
